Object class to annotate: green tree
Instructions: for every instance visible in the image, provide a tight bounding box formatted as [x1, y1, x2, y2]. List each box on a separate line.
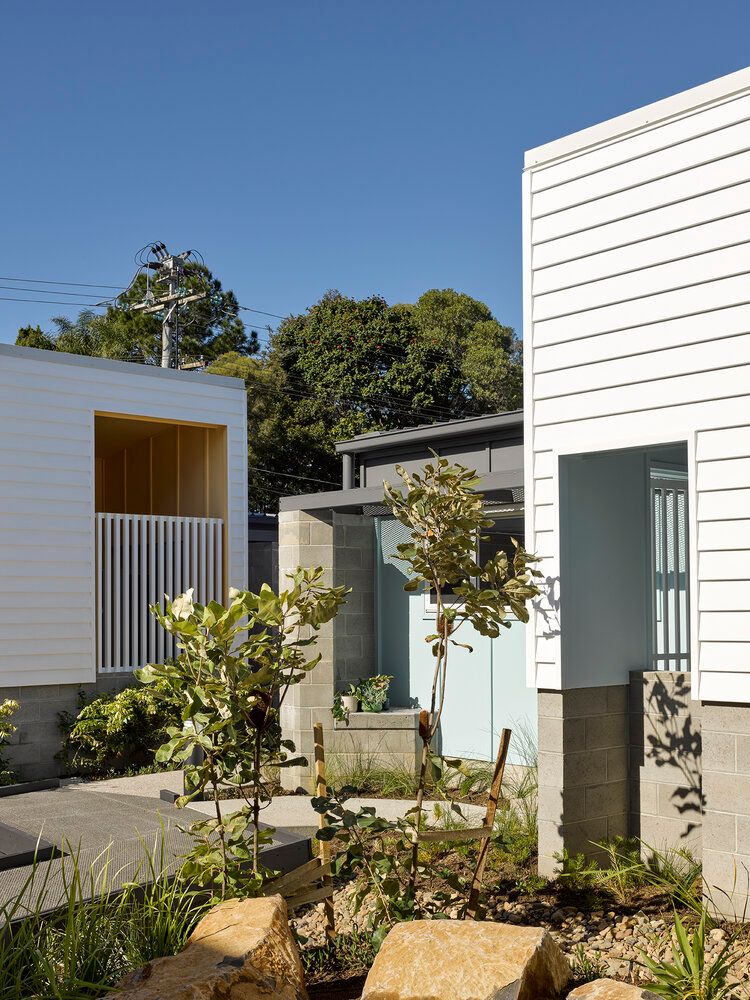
[410, 289, 522, 413]
[207, 352, 341, 512]
[222, 288, 521, 511]
[384, 455, 541, 896]
[15, 265, 256, 364]
[15, 325, 55, 351]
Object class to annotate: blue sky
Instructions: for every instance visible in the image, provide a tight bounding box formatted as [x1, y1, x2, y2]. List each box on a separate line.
[2, 1, 750, 346]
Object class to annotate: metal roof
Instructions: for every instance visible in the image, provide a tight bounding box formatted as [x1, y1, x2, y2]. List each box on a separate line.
[0, 343, 245, 391]
[335, 409, 523, 455]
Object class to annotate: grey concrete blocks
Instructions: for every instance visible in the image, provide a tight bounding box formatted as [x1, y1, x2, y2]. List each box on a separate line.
[695, 699, 750, 915]
[279, 510, 377, 790]
[702, 703, 750, 736]
[585, 713, 628, 750]
[703, 810, 736, 853]
[705, 772, 750, 816]
[629, 670, 701, 854]
[537, 683, 630, 874]
[702, 731, 736, 773]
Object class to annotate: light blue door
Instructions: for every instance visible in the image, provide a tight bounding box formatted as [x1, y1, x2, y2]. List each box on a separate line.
[375, 516, 536, 764]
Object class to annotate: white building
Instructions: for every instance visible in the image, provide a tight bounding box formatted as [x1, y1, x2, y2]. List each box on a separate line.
[0, 344, 247, 777]
[524, 66, 750, 914]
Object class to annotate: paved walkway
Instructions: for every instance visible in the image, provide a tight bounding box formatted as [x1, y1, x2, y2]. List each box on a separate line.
[66, 770, 485, 832]
[0, 771, 486, 912]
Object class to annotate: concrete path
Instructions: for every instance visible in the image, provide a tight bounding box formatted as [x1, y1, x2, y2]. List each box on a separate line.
[0, 771, 486, 910]
[65, 770, 486, 832]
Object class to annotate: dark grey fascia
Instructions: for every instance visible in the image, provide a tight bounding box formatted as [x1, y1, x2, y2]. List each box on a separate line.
[279, 468, 523, 514]
[334, 410, 523, 455]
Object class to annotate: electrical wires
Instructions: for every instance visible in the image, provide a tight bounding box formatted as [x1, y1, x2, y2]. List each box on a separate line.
[0, 266, 473, 422]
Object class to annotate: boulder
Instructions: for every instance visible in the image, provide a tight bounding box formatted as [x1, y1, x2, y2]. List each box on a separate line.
[569, 981, 660, 1000]
[106, 894, 308, 1000]
[362, 920, 570, 1000]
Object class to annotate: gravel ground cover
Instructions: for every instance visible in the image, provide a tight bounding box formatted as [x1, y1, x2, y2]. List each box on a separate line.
[294, 872, 750, 997]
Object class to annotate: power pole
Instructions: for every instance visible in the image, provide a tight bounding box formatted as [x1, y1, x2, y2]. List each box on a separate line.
[130, 243, 207, 368]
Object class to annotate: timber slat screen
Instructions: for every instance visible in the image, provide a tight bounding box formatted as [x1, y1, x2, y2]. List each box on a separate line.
[96, 513, 223, 672]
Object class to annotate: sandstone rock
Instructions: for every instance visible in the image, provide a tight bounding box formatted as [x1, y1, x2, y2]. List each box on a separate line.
[106, 894, 307, 1000]
[361, 920, 570, 1000]
[568, 980, 660, 1000]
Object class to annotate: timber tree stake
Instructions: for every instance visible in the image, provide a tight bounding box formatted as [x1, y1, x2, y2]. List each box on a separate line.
[314, 722, 336, 939]
[465, 727, 511, 919]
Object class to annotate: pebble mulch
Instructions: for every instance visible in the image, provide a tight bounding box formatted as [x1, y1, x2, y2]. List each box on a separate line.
[293, 884, 750, 994]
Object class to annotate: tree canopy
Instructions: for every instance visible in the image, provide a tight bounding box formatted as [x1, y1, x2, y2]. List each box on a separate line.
[15, 265, 256, 364]
[210, 288, 522, 512]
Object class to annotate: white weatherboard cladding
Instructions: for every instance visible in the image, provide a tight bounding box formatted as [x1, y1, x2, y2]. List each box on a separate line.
[0, 347, 247, 687]
[523, 66, 750, 703]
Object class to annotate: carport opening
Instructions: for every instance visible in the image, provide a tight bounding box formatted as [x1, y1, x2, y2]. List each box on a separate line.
[94, 413, 227, 519]
[559, 442, 688, 686]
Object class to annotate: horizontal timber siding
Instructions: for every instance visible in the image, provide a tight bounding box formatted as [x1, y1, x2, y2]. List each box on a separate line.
[0, 346, 247, 688]
[523, 68, 750, 703]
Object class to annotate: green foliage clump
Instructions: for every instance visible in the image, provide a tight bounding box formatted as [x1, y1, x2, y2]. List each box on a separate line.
[326, 752, 419, 798]
[569, 944, 609, 985]
[301, 930, 377, 985]
[594, 836, 646, 905]
[0, 841, 210, 1000]
[313, 787, 466, 949]
[358, 674, 392, 712]
[0, 698, 19, 786]
[557, 839, 704, 912]
[641, 910, 737, 1000]
[555, 848, 601, 894]
[60, 685, 180, 773]
[645, 845, 704, 917]
[140, 570, 347, 898]
[556, 839, 646, 904]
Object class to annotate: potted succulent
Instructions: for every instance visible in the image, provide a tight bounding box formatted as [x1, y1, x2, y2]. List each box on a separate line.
[359, 674, 393, 713]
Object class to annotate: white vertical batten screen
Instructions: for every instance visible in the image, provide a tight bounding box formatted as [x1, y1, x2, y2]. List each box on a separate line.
[96, 513, 223, 672]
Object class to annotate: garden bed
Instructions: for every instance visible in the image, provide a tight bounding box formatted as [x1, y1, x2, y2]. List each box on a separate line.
[294, 839, 750, 995]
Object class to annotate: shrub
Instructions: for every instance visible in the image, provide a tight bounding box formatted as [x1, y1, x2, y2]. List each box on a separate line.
[644, 844, 704, 917]
[141, 573, 347, 897]
[326, 751, 419, 798]
[554, 848, 601, 893]
[594, 836, 647, 905]
[0, 698, 19, 786]
[556, 837, 651, 905]
[640, 910, 737, 1000]
[59, 685, 180, 773]
[313, 787, 467, 947]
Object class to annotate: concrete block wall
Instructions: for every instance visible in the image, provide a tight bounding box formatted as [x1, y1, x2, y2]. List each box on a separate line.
[537, 685, 629, 876]
[278, 508, 376, 791]
[278, 510, 335, 790]
[629, 671, 702, 853]
[702, 703, 750, 918]
[329, 709, 421, 777]
[1, 673, 133, 781]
